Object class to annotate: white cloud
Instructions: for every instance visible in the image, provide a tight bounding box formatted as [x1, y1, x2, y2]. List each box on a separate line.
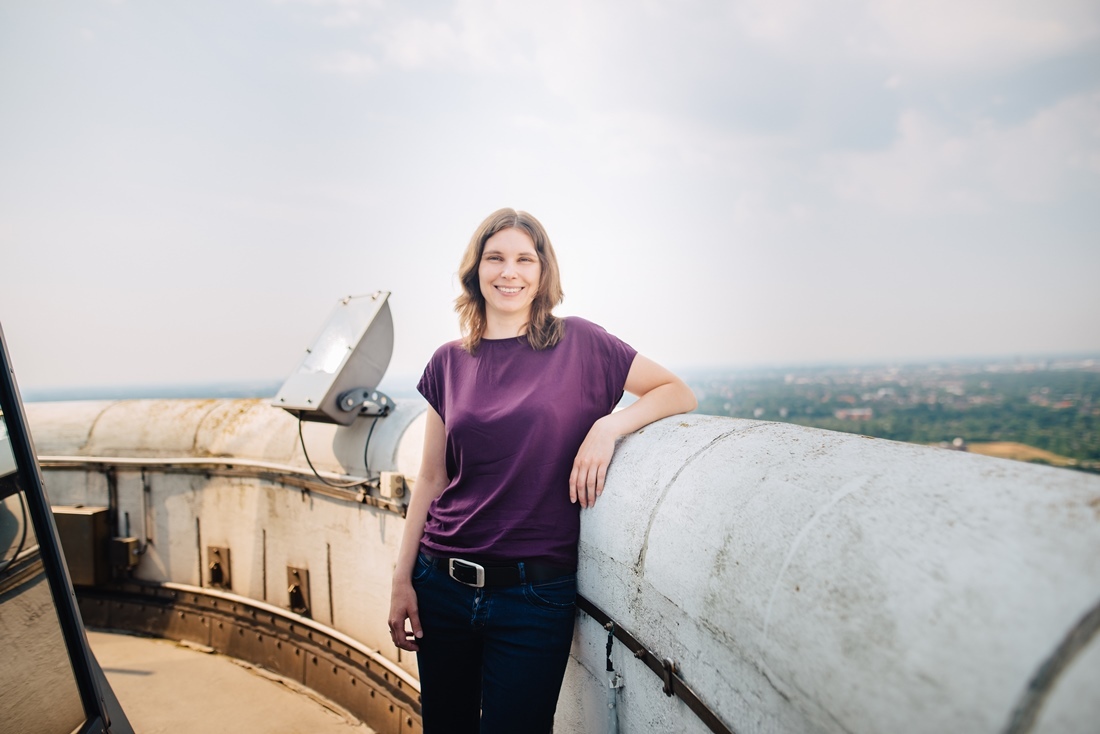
[864, 0, 1100, 71]
[315, 50, 379, 76]
[274, 0, 383, 27]
[824, 91, 1100, 213]
[734, 0, 824, 45]
[375, 18, 466, 69]
[4, 0, 1099, 389]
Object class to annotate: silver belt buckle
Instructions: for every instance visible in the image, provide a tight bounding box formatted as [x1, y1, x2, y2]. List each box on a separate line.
[448, 558, 486, 588]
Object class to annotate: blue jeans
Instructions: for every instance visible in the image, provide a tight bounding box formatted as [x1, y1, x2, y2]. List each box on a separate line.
[411, 552, 577, 734]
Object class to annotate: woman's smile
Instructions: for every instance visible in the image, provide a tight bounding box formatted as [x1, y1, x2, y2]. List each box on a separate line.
[479, 227, 541, 325]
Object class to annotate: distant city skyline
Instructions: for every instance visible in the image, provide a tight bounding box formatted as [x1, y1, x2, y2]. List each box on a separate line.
[2, 1, 1098, 391]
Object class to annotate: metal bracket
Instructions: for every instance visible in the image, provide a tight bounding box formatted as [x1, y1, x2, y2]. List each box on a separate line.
[662, 658, 677, 696]
[287, 566, 311, 617]
[336, 389, 394, 417]
[207, 546, 231, 589]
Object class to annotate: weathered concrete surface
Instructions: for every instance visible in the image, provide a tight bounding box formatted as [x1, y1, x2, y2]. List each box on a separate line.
[563, 415, 1100, 734]
[25, 400, 1100, 733]
[27, 398, 425, 478]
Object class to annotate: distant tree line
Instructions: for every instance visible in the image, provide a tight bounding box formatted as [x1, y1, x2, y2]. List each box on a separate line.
[690, 369, 1100, 469]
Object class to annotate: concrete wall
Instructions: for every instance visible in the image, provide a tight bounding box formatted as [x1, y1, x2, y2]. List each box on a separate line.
[26, 399, 1100, 733]
[28, 398, 427, 680]
[564, 416, 1100, 734]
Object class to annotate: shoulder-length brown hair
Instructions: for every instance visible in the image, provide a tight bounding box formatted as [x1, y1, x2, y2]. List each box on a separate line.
[455, 208, 564, 353]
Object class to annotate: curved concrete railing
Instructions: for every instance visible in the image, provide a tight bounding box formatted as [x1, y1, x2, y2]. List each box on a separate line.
[565, 415, 1100, 734]
[26, 399, 1100, 734]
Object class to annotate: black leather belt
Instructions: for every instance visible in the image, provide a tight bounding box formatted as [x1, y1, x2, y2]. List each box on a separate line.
[430, 555, 574, 588]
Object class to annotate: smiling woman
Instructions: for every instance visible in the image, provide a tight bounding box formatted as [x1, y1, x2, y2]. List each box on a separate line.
[387, 208, 697, 734]
[478, 228, 542, 329]
[453, 208, 566, 354]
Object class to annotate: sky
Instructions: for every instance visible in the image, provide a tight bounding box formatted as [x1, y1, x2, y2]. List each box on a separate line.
[1, 0, 1098, 393]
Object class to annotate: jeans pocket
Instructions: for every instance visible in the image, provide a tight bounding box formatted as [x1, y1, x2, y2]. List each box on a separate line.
[411, 552, 435, 583]
[523, 574, 577, 612]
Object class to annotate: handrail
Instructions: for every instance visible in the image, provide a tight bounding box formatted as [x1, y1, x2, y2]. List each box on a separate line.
[76, 580, 422, 731]
[576, 593, 736, 734]
[157, 580, 421, 692]
[38, 455, 407, 515]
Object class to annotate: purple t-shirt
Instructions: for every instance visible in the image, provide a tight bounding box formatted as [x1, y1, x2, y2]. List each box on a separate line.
[416, 316, 637, 568]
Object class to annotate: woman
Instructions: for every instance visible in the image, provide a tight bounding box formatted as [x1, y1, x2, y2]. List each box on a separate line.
[388, 208, 696, 733]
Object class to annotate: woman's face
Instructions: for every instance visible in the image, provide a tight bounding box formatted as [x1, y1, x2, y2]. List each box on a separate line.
[478, 227, 541, 322]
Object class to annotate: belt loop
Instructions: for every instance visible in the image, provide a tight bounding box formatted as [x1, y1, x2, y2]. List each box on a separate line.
[517, 561, 527, 585]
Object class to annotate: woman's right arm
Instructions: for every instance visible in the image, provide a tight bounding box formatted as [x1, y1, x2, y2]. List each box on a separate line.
[388, 406, 448, 651]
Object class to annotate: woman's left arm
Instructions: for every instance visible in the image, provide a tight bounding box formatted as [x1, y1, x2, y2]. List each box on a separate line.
[569, 354, 697, 508]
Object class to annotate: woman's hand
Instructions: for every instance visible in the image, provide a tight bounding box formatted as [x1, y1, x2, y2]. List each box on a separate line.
[388, 579, 423, 651]
[570, 416, 618, 508]
[387, 406, 447, 652]
[569, 355, 697, 508]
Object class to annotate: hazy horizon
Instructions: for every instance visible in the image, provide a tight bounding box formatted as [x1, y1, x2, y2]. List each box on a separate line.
[17, 349, 1100, 404]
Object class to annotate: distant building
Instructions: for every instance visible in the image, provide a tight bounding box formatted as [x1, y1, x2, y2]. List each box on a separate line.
[834, 408, 873, 421]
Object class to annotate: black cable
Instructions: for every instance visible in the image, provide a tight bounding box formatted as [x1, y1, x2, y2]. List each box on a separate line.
[297, 418, 375, 489]
[363, 416, 378, 475]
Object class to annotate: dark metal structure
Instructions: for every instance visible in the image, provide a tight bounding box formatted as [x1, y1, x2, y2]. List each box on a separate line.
[0, 323, 133, 733]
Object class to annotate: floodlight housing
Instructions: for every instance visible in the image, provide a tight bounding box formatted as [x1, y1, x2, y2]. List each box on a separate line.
[273, 292, 395, 426]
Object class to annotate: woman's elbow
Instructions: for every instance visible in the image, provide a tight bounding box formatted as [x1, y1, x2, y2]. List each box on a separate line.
[682, 384, 698, 413]
[685, 390, 698, 413]
[671, 379, 697, 414]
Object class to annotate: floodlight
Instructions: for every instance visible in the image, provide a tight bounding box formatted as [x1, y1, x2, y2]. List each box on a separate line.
[273, 292, 395, 426]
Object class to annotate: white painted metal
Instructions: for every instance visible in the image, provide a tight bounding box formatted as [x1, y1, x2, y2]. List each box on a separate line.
[25, 400, 1100, 733]
[273, 292, 395, 426]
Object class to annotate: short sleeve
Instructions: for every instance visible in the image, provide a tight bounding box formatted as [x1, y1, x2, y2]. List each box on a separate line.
[417, 347, 446, 420]
[564, 317, 637, 410]
[599, 327, 637, 408]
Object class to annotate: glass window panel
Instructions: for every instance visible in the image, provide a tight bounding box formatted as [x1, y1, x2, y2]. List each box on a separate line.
[0, 411, 86, 733]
